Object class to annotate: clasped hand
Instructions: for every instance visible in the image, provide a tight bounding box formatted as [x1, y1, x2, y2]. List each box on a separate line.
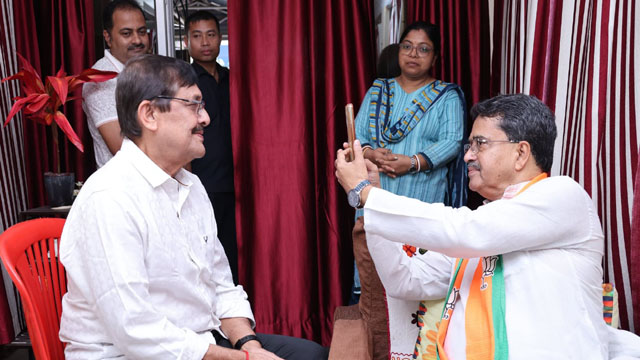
[366, 147, 413, 178]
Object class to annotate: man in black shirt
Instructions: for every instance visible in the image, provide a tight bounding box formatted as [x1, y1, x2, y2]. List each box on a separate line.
[185, 11, 238, 283]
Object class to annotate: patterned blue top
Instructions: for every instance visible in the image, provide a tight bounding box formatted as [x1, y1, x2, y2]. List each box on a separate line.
[355, 79, 464, 216]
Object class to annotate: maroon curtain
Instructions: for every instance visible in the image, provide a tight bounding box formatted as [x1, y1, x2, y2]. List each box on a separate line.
[228, 0, 376, 345]
[13, 0, 96, 208]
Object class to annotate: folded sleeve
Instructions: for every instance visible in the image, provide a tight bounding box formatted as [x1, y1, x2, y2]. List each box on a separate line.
[209, 231, 255, 325]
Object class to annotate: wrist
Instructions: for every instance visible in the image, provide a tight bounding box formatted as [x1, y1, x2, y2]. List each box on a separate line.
[348, 179, 371, 208]
[240, 340, 262, 350]
[416, 153, 429, 171]
[234, 334, 261, 350]
[362, 146, 372, 160]
[359, 185, 372, 207]
[408, 154, 418, 173]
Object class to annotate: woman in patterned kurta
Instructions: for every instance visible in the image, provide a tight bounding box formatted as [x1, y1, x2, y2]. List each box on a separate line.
[355, 24, 464, 204]
[351, 21, 466, 360]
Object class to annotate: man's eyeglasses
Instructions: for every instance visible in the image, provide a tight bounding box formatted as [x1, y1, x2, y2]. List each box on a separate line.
[399, 42, 433, 57]
[463, 138, 519, 154]
[151, 95, 206, 116]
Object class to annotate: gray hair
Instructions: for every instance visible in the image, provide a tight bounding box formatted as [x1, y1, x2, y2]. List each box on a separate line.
[470, 94, 557, 172]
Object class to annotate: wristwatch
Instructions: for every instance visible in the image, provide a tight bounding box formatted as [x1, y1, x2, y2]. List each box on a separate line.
[348, 179, 371, 208]
[408, 155, 418, 173]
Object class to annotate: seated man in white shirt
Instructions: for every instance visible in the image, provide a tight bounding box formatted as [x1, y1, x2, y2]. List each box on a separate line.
[335, 94, 640, 359]
[59, 54, 328, 360]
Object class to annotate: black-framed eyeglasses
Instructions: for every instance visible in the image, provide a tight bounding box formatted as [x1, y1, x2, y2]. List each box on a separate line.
[399, 42, 433, 57]
[463, 137, 519, 154]
[151, 95, 206, 116]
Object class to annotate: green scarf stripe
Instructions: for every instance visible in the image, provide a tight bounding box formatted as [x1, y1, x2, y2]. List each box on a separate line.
[492, 255, 508, 360]
[432, 257, 509, 360]
[433, 259, 464, 360]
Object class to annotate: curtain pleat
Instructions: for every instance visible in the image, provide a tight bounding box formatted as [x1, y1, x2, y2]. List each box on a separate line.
[228, 0, 376, 344]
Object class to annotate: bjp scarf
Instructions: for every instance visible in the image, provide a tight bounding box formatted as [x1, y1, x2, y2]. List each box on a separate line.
[414, 173, 548, 360]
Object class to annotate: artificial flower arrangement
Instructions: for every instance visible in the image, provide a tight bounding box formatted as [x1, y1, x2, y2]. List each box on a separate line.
[2, 53, 117, 170]
[1, 53, 117, 206]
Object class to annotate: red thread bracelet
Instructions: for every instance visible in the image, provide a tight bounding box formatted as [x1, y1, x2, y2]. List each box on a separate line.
[242, 350, 249, 360]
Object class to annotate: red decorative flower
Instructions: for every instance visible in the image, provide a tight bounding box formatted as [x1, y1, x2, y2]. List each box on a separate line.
[2, 53, 117, 152]
[403, 244, 417, 257]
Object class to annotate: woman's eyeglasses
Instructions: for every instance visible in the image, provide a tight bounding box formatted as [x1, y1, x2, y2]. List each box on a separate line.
[399, 42, 433, 57]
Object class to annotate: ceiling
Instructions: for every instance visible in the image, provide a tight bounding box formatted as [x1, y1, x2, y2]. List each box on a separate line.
[140, 0, 229, 40]
[173, 0, 228, 38]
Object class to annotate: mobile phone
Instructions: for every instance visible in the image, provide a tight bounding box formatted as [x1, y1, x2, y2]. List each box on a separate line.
[345, 103, 355, 161]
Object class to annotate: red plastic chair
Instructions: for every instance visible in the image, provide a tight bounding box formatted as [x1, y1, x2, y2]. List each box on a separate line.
[0, 218, 66, 360]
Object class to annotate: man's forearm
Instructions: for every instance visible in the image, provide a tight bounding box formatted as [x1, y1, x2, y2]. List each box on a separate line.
[97, 120, 124, 155]
[219, 317, 258, 349]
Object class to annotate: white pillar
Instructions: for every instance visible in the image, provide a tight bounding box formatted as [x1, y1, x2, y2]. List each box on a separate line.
[154, 0, 175, 57]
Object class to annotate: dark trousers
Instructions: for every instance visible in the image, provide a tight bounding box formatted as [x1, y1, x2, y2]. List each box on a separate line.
[210, 191, 239, 284]
[213, 331, 328, 360]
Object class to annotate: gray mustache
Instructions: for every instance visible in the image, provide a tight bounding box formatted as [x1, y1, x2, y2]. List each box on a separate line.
[192, 126, 204, 134]
[467, 161, 480, 170]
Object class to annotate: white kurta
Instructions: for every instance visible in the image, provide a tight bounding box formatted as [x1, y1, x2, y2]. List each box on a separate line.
[365, 176, 640, 359]
[59, 139, 254, 359]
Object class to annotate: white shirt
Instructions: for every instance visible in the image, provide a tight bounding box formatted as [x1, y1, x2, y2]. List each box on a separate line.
[365, 176, 640, 359]
[82, 49, 122, 168]
[59, 139, 254, 359]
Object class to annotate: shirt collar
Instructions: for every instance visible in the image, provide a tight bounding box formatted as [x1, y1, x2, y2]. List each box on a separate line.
[191, 61, 228, 80]
[481, 178, 536, 205]
[501, 180, 534, 200]
[104, 49, 125, 72]
[120, 138, 193, 189]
